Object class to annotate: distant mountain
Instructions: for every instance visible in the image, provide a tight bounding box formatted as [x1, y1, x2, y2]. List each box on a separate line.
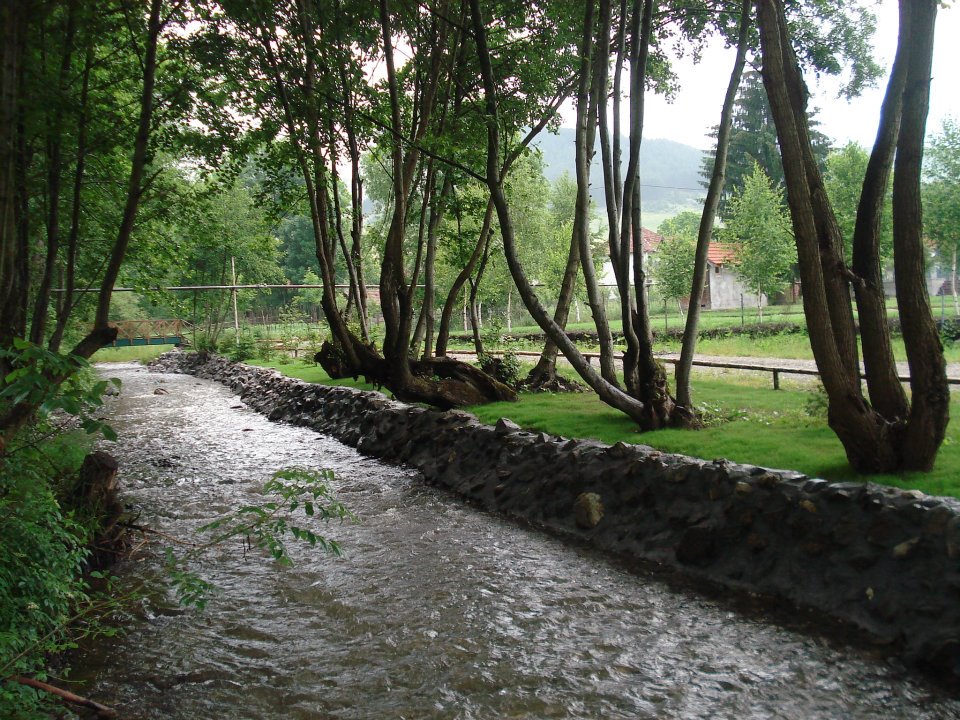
[532, 128, 706, 213]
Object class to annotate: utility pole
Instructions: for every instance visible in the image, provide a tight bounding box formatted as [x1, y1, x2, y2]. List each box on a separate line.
[231, 256, 240, 344]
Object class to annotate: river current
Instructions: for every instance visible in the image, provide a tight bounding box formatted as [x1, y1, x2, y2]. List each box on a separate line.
[71, 362, 960, 719]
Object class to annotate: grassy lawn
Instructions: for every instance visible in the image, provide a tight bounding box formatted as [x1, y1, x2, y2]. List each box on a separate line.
[91, 345, 171, 363]
[466, 375, 960, 498]
[248, 358, 382, 392]
[254, 358, 960, 499]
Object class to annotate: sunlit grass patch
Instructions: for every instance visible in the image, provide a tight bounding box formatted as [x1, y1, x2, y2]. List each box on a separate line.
[248, 358, 381, 392]
[91, 345, 170, 363]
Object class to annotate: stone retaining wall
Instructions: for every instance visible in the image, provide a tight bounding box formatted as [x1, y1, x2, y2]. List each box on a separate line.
[151, 350, 960, 679]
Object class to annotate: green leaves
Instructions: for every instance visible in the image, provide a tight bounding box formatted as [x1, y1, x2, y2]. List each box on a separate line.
[722, 163, 796, 308]
[199, 467, 353, 567]
[654, 212, 701, 303]
[0, 340, 121, 444]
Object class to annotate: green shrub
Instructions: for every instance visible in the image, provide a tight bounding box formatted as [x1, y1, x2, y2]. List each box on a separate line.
[0, 441, 91, 719]
[478, 350, 522, 387]
[191, 331, 221, 354]
[227, 334, 257, 363]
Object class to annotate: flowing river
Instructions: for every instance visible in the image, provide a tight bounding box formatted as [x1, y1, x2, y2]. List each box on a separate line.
[71, 363, 960, 719]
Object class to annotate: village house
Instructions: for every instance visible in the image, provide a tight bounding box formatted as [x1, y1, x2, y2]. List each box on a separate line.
[599, 229, 765, 311]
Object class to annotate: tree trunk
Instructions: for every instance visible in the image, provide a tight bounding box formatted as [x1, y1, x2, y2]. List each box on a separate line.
[506, 287, 511, 332]
[952, 247, 958, 316]
[363, 0, 514, 407]
[524, 213, 581, 388]
[420, 175, 450, 358]
[471, 0, 648, 424]
[573, 0, 619, 388]
[891, 0, 948, 470]
[757, 0, 889, 470]
[0, 0, 24, 350]
[756, 0, 947, 472]
[468, 235, 491, 356]
[676, 0, 750, 411]
[435, 199, 494, 356]
[30, 0, 76, 346]
[850, 0, 910, 420]
[613, 0, 681, 429]
[49, 47, 92, 353]
[92, 0, 162, 332]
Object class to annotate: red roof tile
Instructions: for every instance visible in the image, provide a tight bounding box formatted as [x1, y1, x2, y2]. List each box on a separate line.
[707, 242, 738, 266]
[641, 228, 664, 254]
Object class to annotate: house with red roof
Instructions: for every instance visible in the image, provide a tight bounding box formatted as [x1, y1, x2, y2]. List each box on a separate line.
[700, 242, 768, 310]
[600, 231, 768, 311]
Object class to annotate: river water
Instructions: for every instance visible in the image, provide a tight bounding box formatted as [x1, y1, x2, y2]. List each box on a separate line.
[72, 363, 960, 719]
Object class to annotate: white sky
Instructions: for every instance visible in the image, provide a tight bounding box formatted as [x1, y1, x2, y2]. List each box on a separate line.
[576, 2, 959, 151]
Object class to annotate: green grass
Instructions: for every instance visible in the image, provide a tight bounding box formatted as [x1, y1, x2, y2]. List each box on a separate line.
[91, 345, 170, 363]
[258, 357, 960, 499]
[466, 376, 960, 498]
[247, 358, 382, 392]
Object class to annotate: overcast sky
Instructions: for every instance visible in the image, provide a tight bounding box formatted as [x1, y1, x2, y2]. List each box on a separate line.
[585, 3, 959, 151]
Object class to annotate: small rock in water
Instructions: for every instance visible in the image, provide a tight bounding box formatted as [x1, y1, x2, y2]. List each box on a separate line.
[153, 387, 170, 395]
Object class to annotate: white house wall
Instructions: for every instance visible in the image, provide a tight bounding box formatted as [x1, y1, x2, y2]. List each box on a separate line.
[708, 263, 766, 310]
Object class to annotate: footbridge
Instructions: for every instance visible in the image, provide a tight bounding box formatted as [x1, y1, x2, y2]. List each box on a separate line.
[106, 319, 189, 348]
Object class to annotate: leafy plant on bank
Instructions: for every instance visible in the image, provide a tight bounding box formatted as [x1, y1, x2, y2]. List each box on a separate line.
[227, 333, 258, 363]
[164, 467, 354, 610]
[0, 342, 124, 718]
[0, 340, 120, 442]
[478, 350, 523, 388]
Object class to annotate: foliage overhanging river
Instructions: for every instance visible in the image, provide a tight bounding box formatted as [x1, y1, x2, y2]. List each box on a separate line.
[71, 363, 960, 719]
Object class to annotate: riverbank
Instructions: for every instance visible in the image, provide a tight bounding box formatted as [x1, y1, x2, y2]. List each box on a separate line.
[153, 349, 960, 683]
[248, 356, 960, 498]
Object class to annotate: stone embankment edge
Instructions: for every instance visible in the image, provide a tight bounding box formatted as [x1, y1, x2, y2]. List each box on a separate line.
[151, 350, 960, 680]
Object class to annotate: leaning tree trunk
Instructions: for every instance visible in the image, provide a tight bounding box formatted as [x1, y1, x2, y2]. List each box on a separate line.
[471, 0, 648, 424]
[676, 0, 751, 412]
[435, 199, 494, 356]
[468, 234, 491, 357]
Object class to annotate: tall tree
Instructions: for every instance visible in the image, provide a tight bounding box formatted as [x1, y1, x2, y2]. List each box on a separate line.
[1, 0, 175, 449]
[675, 0, 751, 411]
[699, 69, 831, 216]
[722, 163, 796, 320]
[756, 0, 948, 472]
[197, 0, 518, 408]
[924, 118, 960, 313]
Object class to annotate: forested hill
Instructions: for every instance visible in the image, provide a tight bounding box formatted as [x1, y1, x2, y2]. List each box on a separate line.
[533, 128, 706, 213]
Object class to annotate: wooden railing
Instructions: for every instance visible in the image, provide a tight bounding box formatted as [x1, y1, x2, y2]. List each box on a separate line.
[106, 319, 188, 347]
[477, 349, 960, 389]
